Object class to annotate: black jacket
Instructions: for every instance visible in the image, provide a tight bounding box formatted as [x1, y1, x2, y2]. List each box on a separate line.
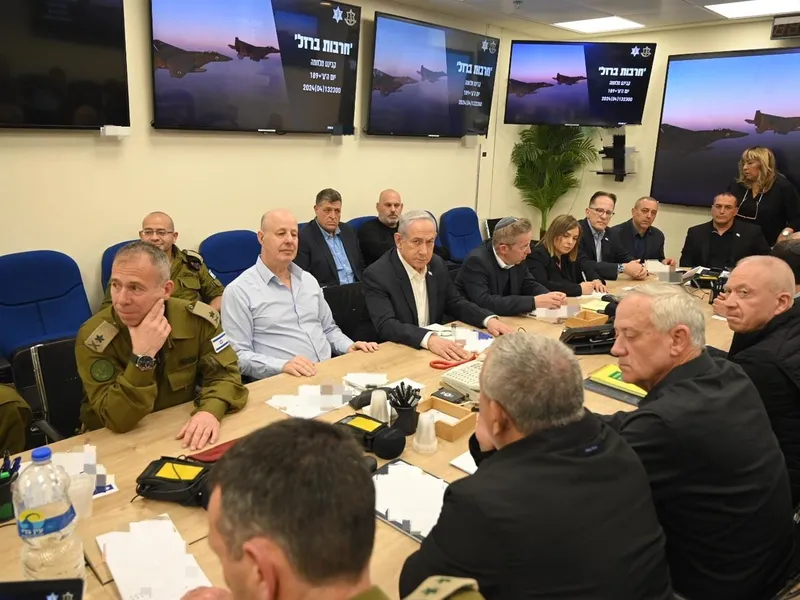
[609, 219, 666, 262]
[400, 413, 673, 600]
[728, 302, 800, 507]
[603, 352, 794, 600]
[296, 220, 363, 288]
[728, 174, 800, 245]
[454, 241, 549, 315]
[577, 218, 634, 281]
[357, 218, 396, 267]
[526, 244, 600, 297]
[679, 219, 770, 269]
[362, 249, 493, 348]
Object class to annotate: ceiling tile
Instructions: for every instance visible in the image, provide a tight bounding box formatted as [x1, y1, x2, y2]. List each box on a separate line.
[624, 4, 724, 26]
[574, 0, 687, 15]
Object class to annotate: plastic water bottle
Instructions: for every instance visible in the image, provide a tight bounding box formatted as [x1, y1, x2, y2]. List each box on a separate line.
[12, 447, 84, 580]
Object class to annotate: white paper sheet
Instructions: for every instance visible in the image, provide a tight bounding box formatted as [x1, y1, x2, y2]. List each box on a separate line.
[374, 461, 448, 539]
[450, 451, 478, 475]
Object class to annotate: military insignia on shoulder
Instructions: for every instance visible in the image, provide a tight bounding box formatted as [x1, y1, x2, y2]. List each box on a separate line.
[189, 301, 220, 327]
[90, 359, 116, 383]
[84, 321, 119, 353]
[405, 577, 480, 600]
[184, 249, 204, 272]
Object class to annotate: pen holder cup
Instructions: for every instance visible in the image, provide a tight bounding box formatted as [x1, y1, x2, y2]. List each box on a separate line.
[0, 472, 18, 523]
[392, 407, 419, 436]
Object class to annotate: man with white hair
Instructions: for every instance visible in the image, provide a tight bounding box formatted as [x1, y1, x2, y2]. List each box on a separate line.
[605, 284, 794, 600]
[363, 211, 514, 361]
[400, 333, 673, 599]
[720, 256, 800, 506]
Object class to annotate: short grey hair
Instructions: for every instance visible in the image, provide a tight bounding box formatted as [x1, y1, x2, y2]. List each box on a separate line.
[625, 283, 706, 349]
[114, 241, 170, 284]
[492, 217, 532, 247]
[634, 196, 658, 209]
[398, 210, 436, 237]
[481, 333, 585, 435]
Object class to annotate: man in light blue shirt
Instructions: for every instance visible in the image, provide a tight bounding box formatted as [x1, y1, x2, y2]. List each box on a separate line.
[222, 209, 378, 379]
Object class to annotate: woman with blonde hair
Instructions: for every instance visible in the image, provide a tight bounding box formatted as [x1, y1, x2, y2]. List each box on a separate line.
[527, 214, 606, 296]
[727, 146, 800, 245]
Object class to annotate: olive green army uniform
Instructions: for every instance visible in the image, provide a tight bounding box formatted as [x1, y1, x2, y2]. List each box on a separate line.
[76, 298, 248, 433]
[352, 577, 484, 600]
[100, 246, 224, 310]
[0, 384, 31, 453]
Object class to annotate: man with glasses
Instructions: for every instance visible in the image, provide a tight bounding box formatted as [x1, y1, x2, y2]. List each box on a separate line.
[455, 217, 566, 315]
[100, 212, 224, 312]
[679, 193, 770, 269]
[610, 196, 675, 265]
[578, 191, 648, 281]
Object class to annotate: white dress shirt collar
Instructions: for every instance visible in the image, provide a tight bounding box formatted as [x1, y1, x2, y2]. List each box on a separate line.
[397, 250, 427, 280]
[492, 246, 513, 270]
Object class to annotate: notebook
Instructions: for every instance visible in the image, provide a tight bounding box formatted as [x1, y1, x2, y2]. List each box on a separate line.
[588, 364, 647, 398]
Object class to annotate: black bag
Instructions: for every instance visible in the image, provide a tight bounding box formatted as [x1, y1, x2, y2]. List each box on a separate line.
[560, 324, 616, 355]
[135, 456, 210, 507]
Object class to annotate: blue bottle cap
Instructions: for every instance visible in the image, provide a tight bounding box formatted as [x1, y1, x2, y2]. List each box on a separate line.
[31, 447, 52, 462]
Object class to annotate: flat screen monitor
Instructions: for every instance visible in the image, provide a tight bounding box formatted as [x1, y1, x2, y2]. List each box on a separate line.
[504, 41, 656, 127]
[651, 47, 800, 207]
[148, 0, 361, 134]
[0, 0, 130, 129]
[366, 13, 499, 137]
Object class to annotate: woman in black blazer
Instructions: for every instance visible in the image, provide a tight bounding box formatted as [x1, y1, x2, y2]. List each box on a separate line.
[727, 146, 800, 245]
[526, 214, 606, 297]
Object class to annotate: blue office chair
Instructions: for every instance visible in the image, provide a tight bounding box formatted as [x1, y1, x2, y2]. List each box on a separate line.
[101, 240, 137, 290]
[199, 230, 261, 286]
[0, 250, 91, 359]
[347, 216, 375, 233]
[439, 207, 483, 262]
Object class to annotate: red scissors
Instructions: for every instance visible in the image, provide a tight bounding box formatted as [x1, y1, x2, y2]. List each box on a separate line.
[429, 354, 477, 370]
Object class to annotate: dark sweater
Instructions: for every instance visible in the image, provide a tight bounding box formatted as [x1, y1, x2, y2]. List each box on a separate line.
[358, 218, 397, 267]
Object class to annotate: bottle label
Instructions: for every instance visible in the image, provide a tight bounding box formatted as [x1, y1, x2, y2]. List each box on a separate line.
[17, 505, 76, 538]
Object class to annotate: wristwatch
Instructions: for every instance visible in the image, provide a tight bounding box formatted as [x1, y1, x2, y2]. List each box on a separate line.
[617, 263, 624, 274]
[131, 354, 157, 371]
[782, 228, 792, 237]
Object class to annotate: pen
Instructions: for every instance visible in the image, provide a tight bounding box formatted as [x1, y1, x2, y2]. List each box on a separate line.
[9, 457, 20, 476]
[1, 450, 9, 473]
[581, 271, 587, 282]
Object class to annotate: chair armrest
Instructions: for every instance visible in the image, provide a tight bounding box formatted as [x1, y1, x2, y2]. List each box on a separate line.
[30, 419, 64, 443]
[0, 355, 12, 384]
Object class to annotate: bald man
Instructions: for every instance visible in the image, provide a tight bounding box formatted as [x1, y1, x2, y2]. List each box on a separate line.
[358, 189, 404, 266]
[721, 256, 800, 506]
[101, 212, 224, 312]
[221, 210, 378, 380]
[609, 196, 675, 265]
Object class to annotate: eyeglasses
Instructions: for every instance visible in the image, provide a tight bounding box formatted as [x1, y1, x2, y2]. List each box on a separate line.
[141, 229, 174, 237]
[589, 207, 615, 217]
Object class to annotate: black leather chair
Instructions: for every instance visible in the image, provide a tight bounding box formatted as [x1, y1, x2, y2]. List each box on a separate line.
[323, 282, 379, 344]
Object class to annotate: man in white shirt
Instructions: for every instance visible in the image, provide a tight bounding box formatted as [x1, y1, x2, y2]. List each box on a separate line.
[221, 210, 378, 379]
[363, 211, 514, 361]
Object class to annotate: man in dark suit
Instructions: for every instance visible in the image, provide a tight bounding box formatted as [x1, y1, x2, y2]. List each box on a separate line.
[578, 191, 648, 281]
[358, 189, 403, 266]
[296, 188, 363, 287]
[456, 217, 566, 315]
[610, 196, 675, 265]
[680, 192, 770, 269]
[604, 284, 795, 600]
[400, 333, 674, 600]
[363, 211, 514, 361]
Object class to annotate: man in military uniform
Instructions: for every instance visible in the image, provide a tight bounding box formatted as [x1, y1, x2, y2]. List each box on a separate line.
[0, 384, 31, 453]
[100, 211, 224, 312]
[77, 241, 247, 450]
[179, 419, 484, 600]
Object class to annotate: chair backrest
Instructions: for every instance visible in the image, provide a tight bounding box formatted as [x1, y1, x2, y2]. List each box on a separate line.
[0, 251, 91, 357]
[439, 207, 483, 262]
[199, 230, 261, 286]
[347, 216, 375, 233]
[323, 282, 379, 343]
[101, 240, 137, 290]
[485, 217, 506, 239]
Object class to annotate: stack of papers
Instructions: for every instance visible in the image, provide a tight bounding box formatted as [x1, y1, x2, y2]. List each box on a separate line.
[530, 305, 580, 320]
[267, 384, 350, 419]
[18, 444, 117, 498]
[342, 373, 389, 391]
[374, 460, 448, 541]
[577, 291, 606, 300]
[98, 515, 210, 600]
[450, 451, 478, 475]
[425, 324, 494, 354]
[581, 299, 610, 313]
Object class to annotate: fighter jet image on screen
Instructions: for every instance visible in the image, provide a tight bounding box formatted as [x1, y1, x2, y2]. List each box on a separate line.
[658, 124, 748, 154]
[372, 69, 417, 96]
[228, 37, 280, 62]
[417, 65, 447, 83]
[553, 73, 587, 85]
[153, 40, 232, 78]
[745, 110, 800, 135]
[507, 79, 553, 97]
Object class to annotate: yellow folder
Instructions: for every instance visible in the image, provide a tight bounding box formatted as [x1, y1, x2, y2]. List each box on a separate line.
[588, 364, 647, 398]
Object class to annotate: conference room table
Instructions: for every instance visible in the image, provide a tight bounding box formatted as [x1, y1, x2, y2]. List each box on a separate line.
[0, 279, 734, 600]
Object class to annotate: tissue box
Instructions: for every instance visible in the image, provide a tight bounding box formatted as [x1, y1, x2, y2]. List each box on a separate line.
[416, 397, 476, 442]
[564, 310, 609, 328]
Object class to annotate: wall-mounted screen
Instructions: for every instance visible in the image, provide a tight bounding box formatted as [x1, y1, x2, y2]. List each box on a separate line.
[504, 41, 656, 127]
[651, 47, 800, 207]
[366, 13, 499, 137]
[149, 0, 361, 134]
[0, 0, 130, 129]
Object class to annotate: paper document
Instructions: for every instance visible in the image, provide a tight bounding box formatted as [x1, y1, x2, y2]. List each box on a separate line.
[581, 299, 609, 312]
[342, 373, 389, 390]
[18, 444, 118, 498]
[450, 451, 477, 475]
[577, 291, 606, 300]
[425, 324, 494, 354]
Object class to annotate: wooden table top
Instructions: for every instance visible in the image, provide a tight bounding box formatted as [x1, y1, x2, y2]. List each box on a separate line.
[0, 279, 733, 599]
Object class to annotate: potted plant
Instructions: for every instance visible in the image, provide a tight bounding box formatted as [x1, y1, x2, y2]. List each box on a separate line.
[511, 125, 597, 238]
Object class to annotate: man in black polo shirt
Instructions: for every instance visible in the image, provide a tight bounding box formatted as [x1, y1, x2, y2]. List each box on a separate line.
[605, 283, 794, 600]
[610, 196, 675, 264]
[358, 189, 403, 266]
